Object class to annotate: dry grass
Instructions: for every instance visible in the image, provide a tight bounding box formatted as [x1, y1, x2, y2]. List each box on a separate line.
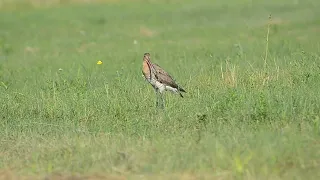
[0, 170, 125, 180]
[139, 26, 157, 37]
[0, 170, 231, 180]
[220, 59, 237, 88]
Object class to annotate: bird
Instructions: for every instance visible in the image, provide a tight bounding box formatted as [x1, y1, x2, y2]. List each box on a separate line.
[142, 52, 186, 108]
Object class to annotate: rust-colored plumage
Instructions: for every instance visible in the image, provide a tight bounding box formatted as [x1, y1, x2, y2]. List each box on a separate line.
[142, 53, 186, 103]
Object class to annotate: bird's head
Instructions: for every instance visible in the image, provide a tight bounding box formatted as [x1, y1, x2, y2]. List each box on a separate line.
[143, 53, 151, 62]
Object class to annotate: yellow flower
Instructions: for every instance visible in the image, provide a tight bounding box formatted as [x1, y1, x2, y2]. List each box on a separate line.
[97, 60, 103, 65]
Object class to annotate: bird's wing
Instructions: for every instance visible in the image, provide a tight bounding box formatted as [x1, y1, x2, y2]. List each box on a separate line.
[152, 63, 180, 89]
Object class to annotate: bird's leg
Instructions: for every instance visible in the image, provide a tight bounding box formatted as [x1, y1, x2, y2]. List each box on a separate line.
[159, 93, 165, 109]
[154, 89, 165, 109]
[154, 88, 160, 108]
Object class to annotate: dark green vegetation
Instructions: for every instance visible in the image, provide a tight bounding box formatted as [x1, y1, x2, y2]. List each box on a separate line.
[0, 0, 320, 179]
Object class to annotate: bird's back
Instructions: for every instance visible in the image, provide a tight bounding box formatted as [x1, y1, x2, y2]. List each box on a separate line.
[152, 63, 185, 92]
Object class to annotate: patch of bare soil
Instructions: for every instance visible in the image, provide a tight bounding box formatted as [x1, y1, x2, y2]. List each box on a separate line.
[139, 26, 157, 37]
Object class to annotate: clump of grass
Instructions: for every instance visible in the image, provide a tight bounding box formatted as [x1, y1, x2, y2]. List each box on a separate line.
[264, 14, 272, 71]
[220, 58, 237, 88]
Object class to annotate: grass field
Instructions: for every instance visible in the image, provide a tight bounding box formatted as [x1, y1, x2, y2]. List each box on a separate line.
[1, 0, 320, 179]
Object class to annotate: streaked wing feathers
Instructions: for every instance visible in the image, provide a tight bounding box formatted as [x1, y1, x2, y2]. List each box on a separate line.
[152, 63, 185, 92]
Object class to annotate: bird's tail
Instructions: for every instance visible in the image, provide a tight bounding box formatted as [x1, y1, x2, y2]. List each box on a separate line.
[178, 87, 186, 93]
[178, 87, 186, 98]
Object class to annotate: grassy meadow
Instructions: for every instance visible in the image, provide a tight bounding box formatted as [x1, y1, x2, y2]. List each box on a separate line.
[1, 0, 320, 179]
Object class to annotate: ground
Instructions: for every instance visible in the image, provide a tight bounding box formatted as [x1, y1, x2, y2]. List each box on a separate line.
[0, 0, 320, 179]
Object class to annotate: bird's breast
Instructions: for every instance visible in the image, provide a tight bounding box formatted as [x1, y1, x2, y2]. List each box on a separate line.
[142, 61, 151, 79]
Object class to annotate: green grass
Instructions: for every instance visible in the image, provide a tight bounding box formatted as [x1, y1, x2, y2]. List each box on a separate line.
[1, 0, 320, 179]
